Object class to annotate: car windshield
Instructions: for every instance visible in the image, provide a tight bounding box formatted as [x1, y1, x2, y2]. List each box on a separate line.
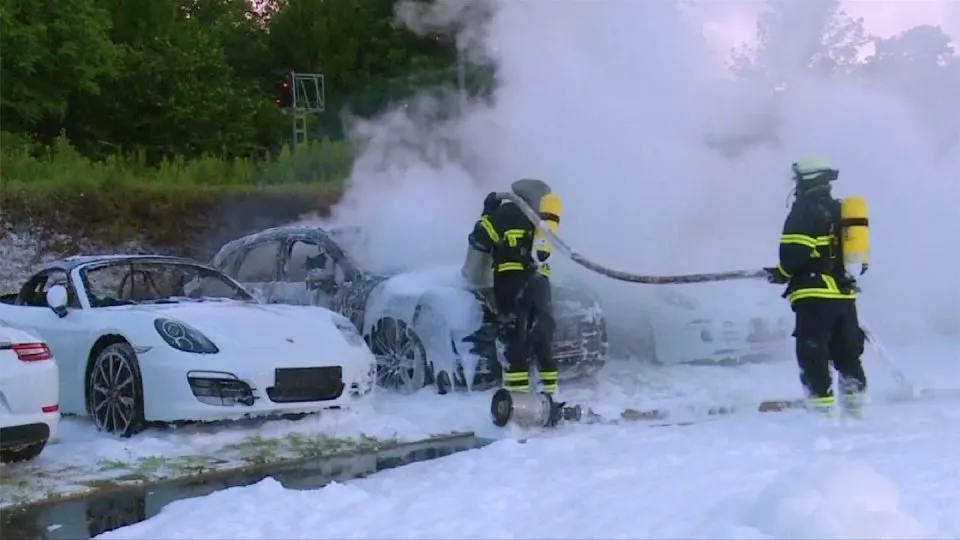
[80, 260, 254, 307]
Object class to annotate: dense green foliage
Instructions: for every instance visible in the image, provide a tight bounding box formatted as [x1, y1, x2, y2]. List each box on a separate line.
[2, 133, 353, 188]
[0, 0, 491, 177]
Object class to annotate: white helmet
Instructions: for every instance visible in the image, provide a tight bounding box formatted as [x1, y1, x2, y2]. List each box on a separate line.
[791, 156, 838, 184]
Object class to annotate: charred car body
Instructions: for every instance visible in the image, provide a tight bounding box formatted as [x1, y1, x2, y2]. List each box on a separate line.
[213, 225, 608, 395]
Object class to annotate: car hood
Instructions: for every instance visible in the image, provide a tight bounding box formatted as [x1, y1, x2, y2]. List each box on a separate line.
[119, 301, 346, 349]
[380, 265, 469, 296]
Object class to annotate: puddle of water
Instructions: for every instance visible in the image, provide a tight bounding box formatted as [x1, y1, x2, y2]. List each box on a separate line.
[1, 433, 481, 540]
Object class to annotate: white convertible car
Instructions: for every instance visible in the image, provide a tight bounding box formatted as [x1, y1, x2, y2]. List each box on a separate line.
[0, 255, 376, 437]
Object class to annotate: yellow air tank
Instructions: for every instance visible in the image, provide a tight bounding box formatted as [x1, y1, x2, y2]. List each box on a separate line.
[533, 192, 562, 261]
[840, 195, 869, 272]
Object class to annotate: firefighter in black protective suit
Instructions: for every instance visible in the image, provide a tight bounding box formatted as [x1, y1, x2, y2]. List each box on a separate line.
[763, 157, 868, 415]
[467, 179, 559, 397]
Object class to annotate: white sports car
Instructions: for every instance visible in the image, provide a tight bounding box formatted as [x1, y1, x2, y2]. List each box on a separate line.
[0, 254, 376, 437]
[0, 321, 60, 462]
[608, 280, 793, 366]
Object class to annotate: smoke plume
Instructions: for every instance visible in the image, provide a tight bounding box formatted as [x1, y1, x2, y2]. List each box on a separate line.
[325, 0, 960, 350]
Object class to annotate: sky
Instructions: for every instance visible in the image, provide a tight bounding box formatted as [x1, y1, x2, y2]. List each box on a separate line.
[696, 0, 960, 61]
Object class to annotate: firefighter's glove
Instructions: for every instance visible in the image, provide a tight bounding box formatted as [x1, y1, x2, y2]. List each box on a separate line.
[859, 263, 869, 276]
[763, 266, 789, 284]
[483, 192, 501, 214]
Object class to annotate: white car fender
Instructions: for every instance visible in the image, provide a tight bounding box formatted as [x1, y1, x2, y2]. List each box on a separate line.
[412, 287, 486, 383]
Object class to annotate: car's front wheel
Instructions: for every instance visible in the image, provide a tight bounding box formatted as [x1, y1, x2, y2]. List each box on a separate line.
[0, 440, 47, 463]
[86, 342, 146, 437]
[367, 317, 427, 394]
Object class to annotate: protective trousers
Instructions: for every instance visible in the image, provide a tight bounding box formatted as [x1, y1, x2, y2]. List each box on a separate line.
[494, 272, 558, 394]
[793, 298, 867, 405]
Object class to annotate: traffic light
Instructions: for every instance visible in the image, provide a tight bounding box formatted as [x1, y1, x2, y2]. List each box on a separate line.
[275, 75, 293, 108]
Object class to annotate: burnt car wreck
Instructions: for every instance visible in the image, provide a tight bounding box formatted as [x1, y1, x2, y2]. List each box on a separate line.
[213, 225, 608, 395]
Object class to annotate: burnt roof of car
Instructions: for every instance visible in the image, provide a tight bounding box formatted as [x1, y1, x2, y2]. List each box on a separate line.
[235, 223, 333, 241]
[214, 224, 337, 258]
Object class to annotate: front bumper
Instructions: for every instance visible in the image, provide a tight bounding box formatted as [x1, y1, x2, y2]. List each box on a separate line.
[139, 347, 377, 423]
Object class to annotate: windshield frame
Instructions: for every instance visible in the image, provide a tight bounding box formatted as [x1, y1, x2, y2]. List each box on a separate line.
[78, 258, 256, 308]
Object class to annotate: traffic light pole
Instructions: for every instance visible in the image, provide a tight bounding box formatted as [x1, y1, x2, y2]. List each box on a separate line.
[278, 71, 325, 153]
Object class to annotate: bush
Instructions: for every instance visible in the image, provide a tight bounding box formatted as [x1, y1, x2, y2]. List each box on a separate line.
[1, 133, 354, 188]
[0, 135, 349, 260]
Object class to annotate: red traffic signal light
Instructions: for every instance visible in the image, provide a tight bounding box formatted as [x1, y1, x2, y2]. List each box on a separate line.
[275, 76, 293, 107]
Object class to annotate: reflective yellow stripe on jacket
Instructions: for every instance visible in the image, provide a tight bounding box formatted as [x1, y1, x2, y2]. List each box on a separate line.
[779, 233, 855, 304]
[495, 227, 532, 273]
[780, 233, 833, 251]
[479, 215, 499, 243]
[777, 233, 831, 278]
[787, 274, 856, 303]
[497, 262, 551, 275]
[503, 229, 525, 247]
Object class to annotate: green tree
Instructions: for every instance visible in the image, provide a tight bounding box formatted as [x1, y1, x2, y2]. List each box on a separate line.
[65, 0, 277, 161]
[1, 0, 481, 162]
[0, 0, 120, 138]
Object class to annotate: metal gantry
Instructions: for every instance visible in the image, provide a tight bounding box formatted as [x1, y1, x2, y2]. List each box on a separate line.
[287, 71, 325, 152]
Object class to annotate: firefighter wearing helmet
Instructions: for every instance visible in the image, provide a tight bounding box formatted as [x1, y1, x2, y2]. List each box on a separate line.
[466, 179, 562, 421]
[764, 156, 869, 416]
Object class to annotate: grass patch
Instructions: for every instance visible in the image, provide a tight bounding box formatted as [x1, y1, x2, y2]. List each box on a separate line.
[224, 435, 283, 465]
[96, 459, 129, 472]
[2, 134, 354, 189]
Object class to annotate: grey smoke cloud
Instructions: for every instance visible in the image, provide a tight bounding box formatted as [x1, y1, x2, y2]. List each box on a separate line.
[327, 0, 960, 349]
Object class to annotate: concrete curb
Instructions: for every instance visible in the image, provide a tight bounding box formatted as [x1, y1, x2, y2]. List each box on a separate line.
[1, 432, 482, 540]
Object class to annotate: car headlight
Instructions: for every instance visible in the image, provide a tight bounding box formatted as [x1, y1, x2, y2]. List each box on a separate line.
[154, 318, 220, 354]
[334, 318, 365, 348]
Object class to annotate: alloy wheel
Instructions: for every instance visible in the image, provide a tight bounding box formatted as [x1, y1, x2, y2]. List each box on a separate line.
[89, 350, 138, 435]
[371, 318, 425, 394]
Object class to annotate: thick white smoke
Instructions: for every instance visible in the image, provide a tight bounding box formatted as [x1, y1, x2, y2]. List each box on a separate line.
[326, 0, 960, 349]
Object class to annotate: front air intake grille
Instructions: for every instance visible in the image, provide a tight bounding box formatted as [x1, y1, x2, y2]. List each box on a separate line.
[268, 366, 344, 403]
[187, 373, 257, 407]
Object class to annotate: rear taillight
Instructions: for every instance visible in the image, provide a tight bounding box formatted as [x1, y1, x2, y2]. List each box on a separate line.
[42, 404, 59, 413]
[12, 342, 52, 362]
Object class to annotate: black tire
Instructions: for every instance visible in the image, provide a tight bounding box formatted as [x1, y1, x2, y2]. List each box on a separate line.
[86, 342, 146, 437]
[0, 440, 47, 463]
[367, 317, 427, 394]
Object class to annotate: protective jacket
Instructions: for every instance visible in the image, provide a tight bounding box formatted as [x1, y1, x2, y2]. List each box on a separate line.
[469, 200, 550, 278]
[772, 189, 856, 306]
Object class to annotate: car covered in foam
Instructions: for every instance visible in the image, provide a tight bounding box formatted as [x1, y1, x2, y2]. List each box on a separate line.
[214, 225, 609, 395]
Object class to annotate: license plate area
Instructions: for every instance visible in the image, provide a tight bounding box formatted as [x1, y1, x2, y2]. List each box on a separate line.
[268, 366, 344, 403]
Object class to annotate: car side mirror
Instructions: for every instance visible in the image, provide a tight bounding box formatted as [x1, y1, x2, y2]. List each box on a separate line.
[46, 285, 69, 318]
